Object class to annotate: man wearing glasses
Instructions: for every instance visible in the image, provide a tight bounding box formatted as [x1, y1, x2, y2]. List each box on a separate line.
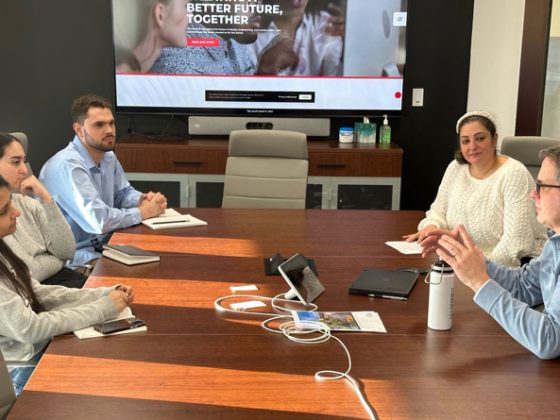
[421, 145, 560, 359]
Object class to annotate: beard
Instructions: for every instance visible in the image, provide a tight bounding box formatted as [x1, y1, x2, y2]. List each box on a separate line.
[84, 132, 116, 153]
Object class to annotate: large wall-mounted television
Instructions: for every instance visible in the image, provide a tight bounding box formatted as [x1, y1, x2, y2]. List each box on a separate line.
[112, 0, 408, 122]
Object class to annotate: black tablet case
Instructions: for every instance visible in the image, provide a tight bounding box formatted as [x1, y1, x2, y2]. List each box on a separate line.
[264, 255, 318, 276]
[349, 268, 418, 298]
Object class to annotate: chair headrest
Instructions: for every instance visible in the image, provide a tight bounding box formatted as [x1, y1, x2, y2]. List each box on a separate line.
[229, 130, 308, 159]
[500, 136, 560, 166]
[9, 132, 28, 154]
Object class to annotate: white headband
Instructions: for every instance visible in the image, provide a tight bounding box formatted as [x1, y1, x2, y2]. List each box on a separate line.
[456, 111, 497, 133]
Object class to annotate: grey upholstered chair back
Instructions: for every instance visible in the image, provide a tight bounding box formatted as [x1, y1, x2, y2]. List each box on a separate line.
[222, 129, 309, 209]
[9, 131, 33, 175]
[0, 349, 16, 419]
[500, 136, 560, 179]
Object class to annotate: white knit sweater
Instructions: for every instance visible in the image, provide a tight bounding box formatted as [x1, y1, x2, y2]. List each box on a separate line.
[418, 157, 546, 267]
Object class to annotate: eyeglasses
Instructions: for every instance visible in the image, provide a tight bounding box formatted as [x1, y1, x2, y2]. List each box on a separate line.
[536, 180, 560, 195]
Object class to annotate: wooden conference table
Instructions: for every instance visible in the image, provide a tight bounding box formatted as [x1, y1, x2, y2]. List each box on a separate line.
[9, 209, 560, 419]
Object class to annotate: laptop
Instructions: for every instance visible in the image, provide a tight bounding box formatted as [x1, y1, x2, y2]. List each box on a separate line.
[349, 268, 418, 299]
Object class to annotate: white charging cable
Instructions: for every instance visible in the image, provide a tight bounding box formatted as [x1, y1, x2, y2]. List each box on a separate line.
[261, 317, 377, 420]
[214, 293, 377, 419]
[214, 293, 317, 317]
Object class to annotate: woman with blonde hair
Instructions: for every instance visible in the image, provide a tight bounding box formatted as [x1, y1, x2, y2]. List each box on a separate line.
[113, 0, 189, 72]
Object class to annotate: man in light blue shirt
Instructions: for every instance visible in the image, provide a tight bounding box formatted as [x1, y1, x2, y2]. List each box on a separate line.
[39, 94, 167, 266]
[421, 145, 560, 359]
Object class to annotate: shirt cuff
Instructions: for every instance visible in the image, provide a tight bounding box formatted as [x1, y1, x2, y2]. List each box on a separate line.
[473, 279, 503, 310]
[128, 207, 142, 225]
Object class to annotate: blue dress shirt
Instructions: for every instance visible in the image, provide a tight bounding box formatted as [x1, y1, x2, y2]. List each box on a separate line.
[475, 230, 560, 359]
[39, 136, 142, 266]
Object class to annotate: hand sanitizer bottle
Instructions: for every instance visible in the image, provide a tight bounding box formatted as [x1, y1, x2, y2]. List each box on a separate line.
[379, 114, 391, 144]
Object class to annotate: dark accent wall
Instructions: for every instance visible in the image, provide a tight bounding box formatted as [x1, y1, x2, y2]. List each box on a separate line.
[0, 0, 473, 211]
[0, 1, 116, 173]
[398, 0, 473, 209]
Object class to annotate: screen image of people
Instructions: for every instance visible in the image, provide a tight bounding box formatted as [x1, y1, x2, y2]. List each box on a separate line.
[113, 0, 407, 112]
[113, 0, 189, 73]
[115, 0, 406, 77]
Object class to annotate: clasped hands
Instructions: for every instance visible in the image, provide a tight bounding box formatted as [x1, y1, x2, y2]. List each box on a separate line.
[138, 191, 167, 219]
[404, 225, 490, 293]
[108, 285, 135, 312]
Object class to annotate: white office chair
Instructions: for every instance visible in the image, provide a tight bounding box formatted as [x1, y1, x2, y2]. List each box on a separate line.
[222, 129, 309, 209]
[9, 131, 33, 175]
[0, 349, 16, 419]
[500, 136, 560, 179]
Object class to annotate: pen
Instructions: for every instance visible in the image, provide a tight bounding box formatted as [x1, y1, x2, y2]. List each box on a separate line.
[368, 294, 407, 301]
[150, 219, 189, 225]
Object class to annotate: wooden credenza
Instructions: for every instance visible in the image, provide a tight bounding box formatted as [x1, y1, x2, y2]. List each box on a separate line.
[115, 136, 403, 209]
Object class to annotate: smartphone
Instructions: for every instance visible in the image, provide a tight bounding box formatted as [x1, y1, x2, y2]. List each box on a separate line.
[93, 317, 146, 334]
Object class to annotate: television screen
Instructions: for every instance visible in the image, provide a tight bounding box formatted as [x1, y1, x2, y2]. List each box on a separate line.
[112, 0, 408, 117]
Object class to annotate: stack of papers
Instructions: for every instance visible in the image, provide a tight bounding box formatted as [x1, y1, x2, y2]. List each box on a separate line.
[142, 208, 208, 230]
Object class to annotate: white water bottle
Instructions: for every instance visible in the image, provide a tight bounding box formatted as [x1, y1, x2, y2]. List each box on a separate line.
[426, 260, 455, 330]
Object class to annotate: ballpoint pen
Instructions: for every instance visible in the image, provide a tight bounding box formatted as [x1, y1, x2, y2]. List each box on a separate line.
[368, 294, 407, 301]
[150, 219, 190, 225]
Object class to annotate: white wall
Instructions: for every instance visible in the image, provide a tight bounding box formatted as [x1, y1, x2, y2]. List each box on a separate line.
[468, 0, 525, 144]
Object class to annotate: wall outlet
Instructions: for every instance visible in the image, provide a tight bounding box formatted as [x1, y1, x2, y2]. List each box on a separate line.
[412, 88, 424, 107]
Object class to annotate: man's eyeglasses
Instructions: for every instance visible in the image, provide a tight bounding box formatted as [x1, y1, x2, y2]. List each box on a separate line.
[536, 180, 560, 195]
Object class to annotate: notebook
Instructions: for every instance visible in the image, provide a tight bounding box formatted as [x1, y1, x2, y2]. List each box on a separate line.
[349, 268, 418, 299]
[142, 208, 208, 230]
[102, 244, 160, 266]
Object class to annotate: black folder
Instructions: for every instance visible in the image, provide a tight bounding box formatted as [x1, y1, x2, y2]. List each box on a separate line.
[349, 268, 418, 298]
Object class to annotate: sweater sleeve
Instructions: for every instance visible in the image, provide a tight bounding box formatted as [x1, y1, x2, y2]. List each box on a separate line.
[418, 161, 457, 230]
[487, 163, 544, 266]
[34, 200, 76, 260]
[0, 280, 119, 345]
[5, 196, 76, 281]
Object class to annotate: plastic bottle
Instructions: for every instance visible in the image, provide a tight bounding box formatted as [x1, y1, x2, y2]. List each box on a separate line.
[339, 127, 354, 143]
[426, 260, 455, 330]
[379, 114, 391, 144]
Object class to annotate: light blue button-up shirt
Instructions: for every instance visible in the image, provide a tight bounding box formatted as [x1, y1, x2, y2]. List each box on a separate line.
[39, 136, 142, 266]
[475, 230, 560, 359]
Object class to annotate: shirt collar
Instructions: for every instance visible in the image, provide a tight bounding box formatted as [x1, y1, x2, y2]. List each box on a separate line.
[71, 135, 104, 170]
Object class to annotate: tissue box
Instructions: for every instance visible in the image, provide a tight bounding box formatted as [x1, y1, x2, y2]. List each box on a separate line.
[354, 122, 377, 144]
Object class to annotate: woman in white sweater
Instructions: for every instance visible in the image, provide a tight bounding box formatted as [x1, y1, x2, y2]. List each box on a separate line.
[404, 111, 546, 267]
[0, 174, 134, 395]
[0, 133, 84, 287]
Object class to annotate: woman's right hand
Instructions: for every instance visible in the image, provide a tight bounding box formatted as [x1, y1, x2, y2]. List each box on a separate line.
[19, 176, 53, 203]
[403, 225, 438, 242]
[108, 290, 130, 312]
